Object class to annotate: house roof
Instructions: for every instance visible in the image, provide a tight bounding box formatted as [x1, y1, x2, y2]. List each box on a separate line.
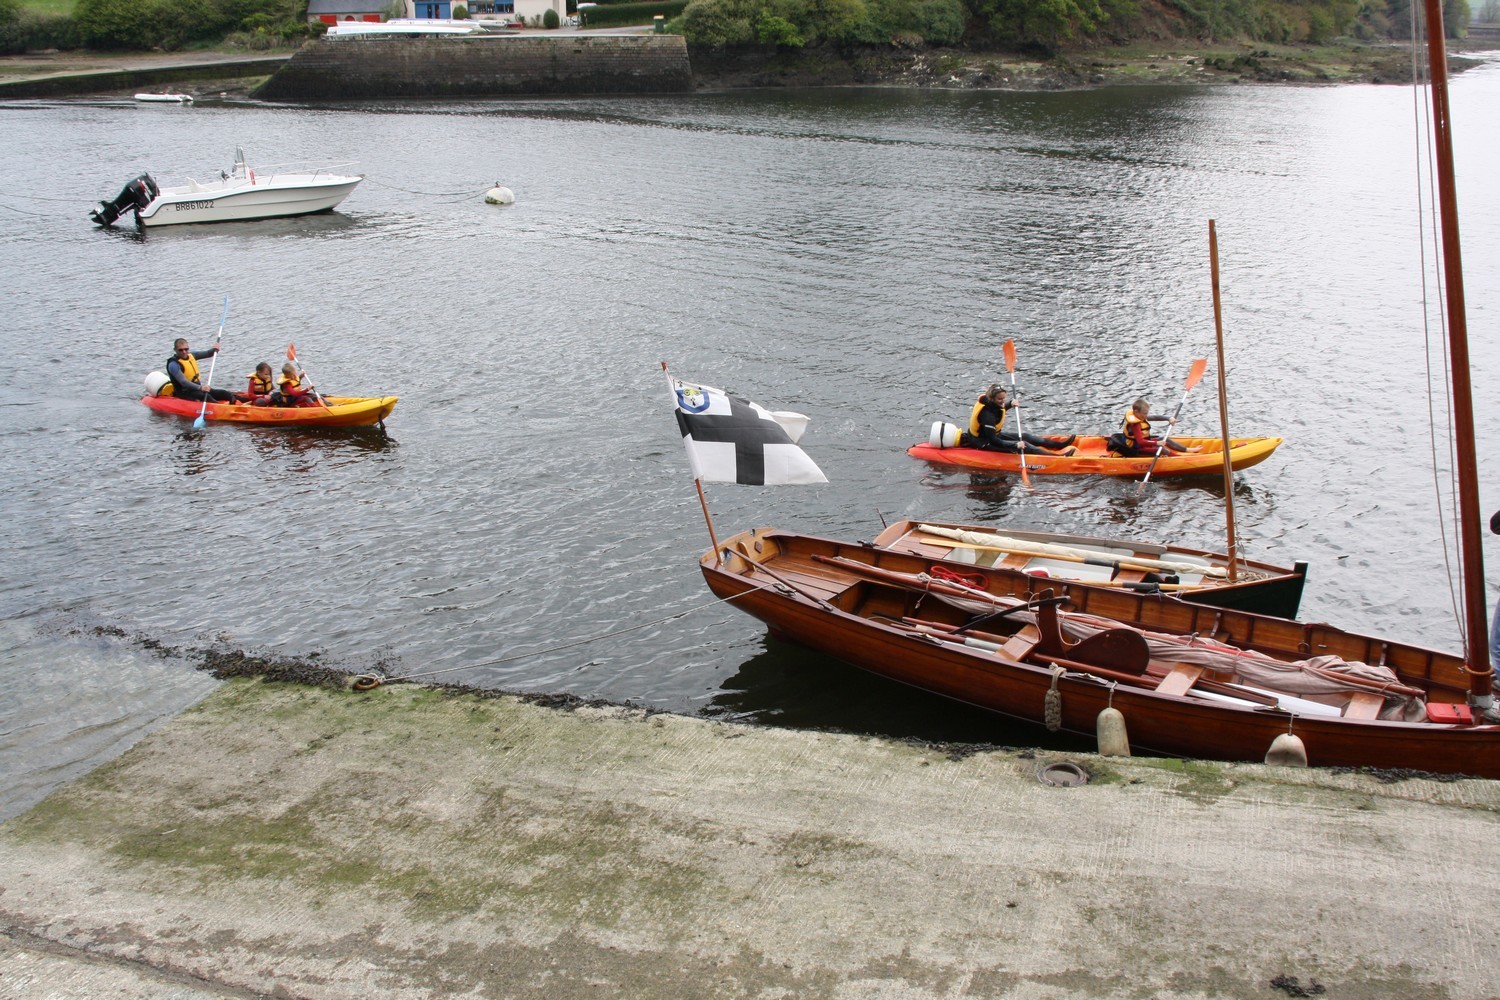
[308, 0, 386, 12]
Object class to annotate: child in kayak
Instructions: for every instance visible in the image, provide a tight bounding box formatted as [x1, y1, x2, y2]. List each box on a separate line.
[271, 362, 322, 407]
[244, 362, 275, 406]
[1111, 398, 1201, 456]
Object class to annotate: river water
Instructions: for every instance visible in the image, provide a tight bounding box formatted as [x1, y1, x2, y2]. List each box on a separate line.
[3, 60, 1499, 817]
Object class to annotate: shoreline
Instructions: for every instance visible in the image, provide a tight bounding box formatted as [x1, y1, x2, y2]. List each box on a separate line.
[2, 674, 1497, 998]
[0, 38, 1487, 100]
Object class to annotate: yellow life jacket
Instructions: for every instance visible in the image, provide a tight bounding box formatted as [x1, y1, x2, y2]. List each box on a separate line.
[248, 372, 274, 395]
[968, 397, 1007, 437]
[162, 352, 201, 397]
[279, 374, 301, 393]
[1123, 409, 1151, 439]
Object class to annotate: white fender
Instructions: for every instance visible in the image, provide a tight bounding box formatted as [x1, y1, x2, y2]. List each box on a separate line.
[927, 421, 962, 449]
[144, 371, 170, 397]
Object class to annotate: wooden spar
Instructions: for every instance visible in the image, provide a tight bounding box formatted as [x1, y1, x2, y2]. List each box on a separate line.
[1421, 0, 1493, 708]
[1208, 220, 1240, 582]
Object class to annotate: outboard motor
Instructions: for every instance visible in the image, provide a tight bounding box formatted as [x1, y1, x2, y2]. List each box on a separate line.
[89, 173, 159, 227]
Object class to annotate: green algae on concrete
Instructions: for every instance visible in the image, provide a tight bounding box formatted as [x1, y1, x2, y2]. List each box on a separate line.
[3, 677, 1500, 998]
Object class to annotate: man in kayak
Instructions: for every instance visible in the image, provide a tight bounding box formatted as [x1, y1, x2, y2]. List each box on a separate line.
[1111, 398, 1201, 456]
[165, 338, 244, 404]
[967, 385, 1076, 456]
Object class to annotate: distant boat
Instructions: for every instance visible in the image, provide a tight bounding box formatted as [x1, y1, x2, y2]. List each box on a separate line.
[325, 18, 489, 36]
[141, 391, 398, 429]
[133, 92, 193, 103]
[89, 147, 361, 228]
[908, 434, 1282, 477]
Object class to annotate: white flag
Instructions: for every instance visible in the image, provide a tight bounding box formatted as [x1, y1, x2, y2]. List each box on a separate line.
[668, 377, 827, 485]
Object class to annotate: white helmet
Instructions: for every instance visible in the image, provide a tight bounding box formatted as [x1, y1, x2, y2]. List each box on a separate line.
[144, 371, 170, 397]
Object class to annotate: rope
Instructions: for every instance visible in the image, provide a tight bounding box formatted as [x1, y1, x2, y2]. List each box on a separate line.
[1408, 8, 1466, 654]
[359, 176, 497, 199]
[1044, 664, 1064, 731]
[352, 582, 775, 689]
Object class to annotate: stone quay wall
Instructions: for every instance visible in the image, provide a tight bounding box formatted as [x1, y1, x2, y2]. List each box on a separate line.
[252, 34, 692, 101]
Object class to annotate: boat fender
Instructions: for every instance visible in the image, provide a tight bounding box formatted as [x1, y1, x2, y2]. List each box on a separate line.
[143, 370, 171, 397]
[1044, 665, 1064, 731]
[927, 421, 962, 449]
[351, 673, 383, 691]
[1096, 706, 1130, 756]
[1264, 732, 1308, 768]
[485, 184, 515, 205]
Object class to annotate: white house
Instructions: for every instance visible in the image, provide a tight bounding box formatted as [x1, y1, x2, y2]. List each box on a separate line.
[395, 0, 566, 24]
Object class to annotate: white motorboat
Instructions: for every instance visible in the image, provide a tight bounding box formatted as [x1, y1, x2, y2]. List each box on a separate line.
[89, 148, 362, 228]
[134, 92, 193, 103]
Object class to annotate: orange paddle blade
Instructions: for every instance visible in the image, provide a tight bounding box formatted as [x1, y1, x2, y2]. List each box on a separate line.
[287, 343, 298, 361]
[1185, 358, 1208, 391]
[1003, 339, 1017, 373]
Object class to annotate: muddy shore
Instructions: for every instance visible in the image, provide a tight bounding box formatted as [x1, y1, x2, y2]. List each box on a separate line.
[2, 672, 1498, 998]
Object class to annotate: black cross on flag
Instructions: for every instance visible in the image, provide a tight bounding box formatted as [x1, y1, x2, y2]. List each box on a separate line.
[668, 377, 827, 486]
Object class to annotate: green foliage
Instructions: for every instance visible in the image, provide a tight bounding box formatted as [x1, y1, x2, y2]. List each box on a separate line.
[579, 0, 685, 25]
[755, 9, 802, 42]
[453, 2, 469, 15]
[542, 4, 559, 24]
[74, 0, 307, 49]
[679, 0, 755, 43]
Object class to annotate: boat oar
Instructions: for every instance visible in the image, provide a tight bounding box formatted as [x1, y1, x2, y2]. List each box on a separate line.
[287, 343, 332, 410]
[192, 296, 229, 431]
[1002, 339, 1029, 487]
[1137, 358, 1208, 493]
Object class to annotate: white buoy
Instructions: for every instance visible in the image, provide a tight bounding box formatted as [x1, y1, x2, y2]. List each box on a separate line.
[143, 371, 170, 397]
[1264, 732, 1308, 768]
[1096, 706, 1130, 756]
[484, 183, 515, 205]
[927, 421, 961, 448]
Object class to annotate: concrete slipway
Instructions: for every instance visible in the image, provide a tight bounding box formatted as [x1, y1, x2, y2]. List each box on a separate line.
[1, 677, 1498, 999]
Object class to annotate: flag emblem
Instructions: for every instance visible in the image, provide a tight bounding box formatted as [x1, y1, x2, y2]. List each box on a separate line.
[667, 376, 827, 486]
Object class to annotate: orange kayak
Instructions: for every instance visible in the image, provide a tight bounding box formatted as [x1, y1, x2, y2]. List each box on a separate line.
[142, 393, 398, 428]
[907, 435, 1282, 476]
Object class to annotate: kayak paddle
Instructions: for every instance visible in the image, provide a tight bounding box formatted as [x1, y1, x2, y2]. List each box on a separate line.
[1002, 338, 1030, 487]
[192, 295, 229, 430]
[1137, 357, 1208, 493]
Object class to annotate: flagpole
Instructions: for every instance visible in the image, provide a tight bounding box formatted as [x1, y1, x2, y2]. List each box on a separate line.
[696, 478, 723, 567]
[664, 361, 724, 566]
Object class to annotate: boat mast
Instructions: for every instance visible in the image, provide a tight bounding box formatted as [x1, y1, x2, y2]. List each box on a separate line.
[1208, 220, 1239, 581]
[1421, 0, 1494, 713]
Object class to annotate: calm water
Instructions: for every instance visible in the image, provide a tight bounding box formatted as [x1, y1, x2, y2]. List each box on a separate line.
[3, 62, 1499, 817]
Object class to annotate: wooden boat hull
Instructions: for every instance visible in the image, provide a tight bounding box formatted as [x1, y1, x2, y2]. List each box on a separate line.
[141, 394, 397, 428]
[873, 519, 1308, 619]
[907, 436, 1282, 476]
[701, 528, 1500, 778]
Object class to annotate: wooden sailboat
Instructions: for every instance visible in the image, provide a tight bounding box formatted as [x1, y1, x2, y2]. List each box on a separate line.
[699, 0, 1497, 775]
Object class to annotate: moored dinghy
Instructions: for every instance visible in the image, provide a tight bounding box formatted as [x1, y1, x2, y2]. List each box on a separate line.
[701, 527, 1499, 777]
[873, 519, 1308, 619]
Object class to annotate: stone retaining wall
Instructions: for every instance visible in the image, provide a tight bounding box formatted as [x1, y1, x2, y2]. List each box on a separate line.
[252, 34, 691, 101]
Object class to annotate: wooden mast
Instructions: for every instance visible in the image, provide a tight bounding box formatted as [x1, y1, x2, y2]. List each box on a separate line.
[1421, 0, 1493, 711]
[1208, 220, 1239, 582]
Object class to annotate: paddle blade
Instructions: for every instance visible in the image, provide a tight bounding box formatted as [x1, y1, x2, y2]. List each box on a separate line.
[192, 415, 205, 430]
[1185, 358, 1208, 391]
[287, 343, 297, 361]
[1003, 339, 1017, 373]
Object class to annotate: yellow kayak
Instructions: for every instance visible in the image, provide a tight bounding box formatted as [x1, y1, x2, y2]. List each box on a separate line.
[907, 436, 1282, 476]
[142, 393, 398, 428]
